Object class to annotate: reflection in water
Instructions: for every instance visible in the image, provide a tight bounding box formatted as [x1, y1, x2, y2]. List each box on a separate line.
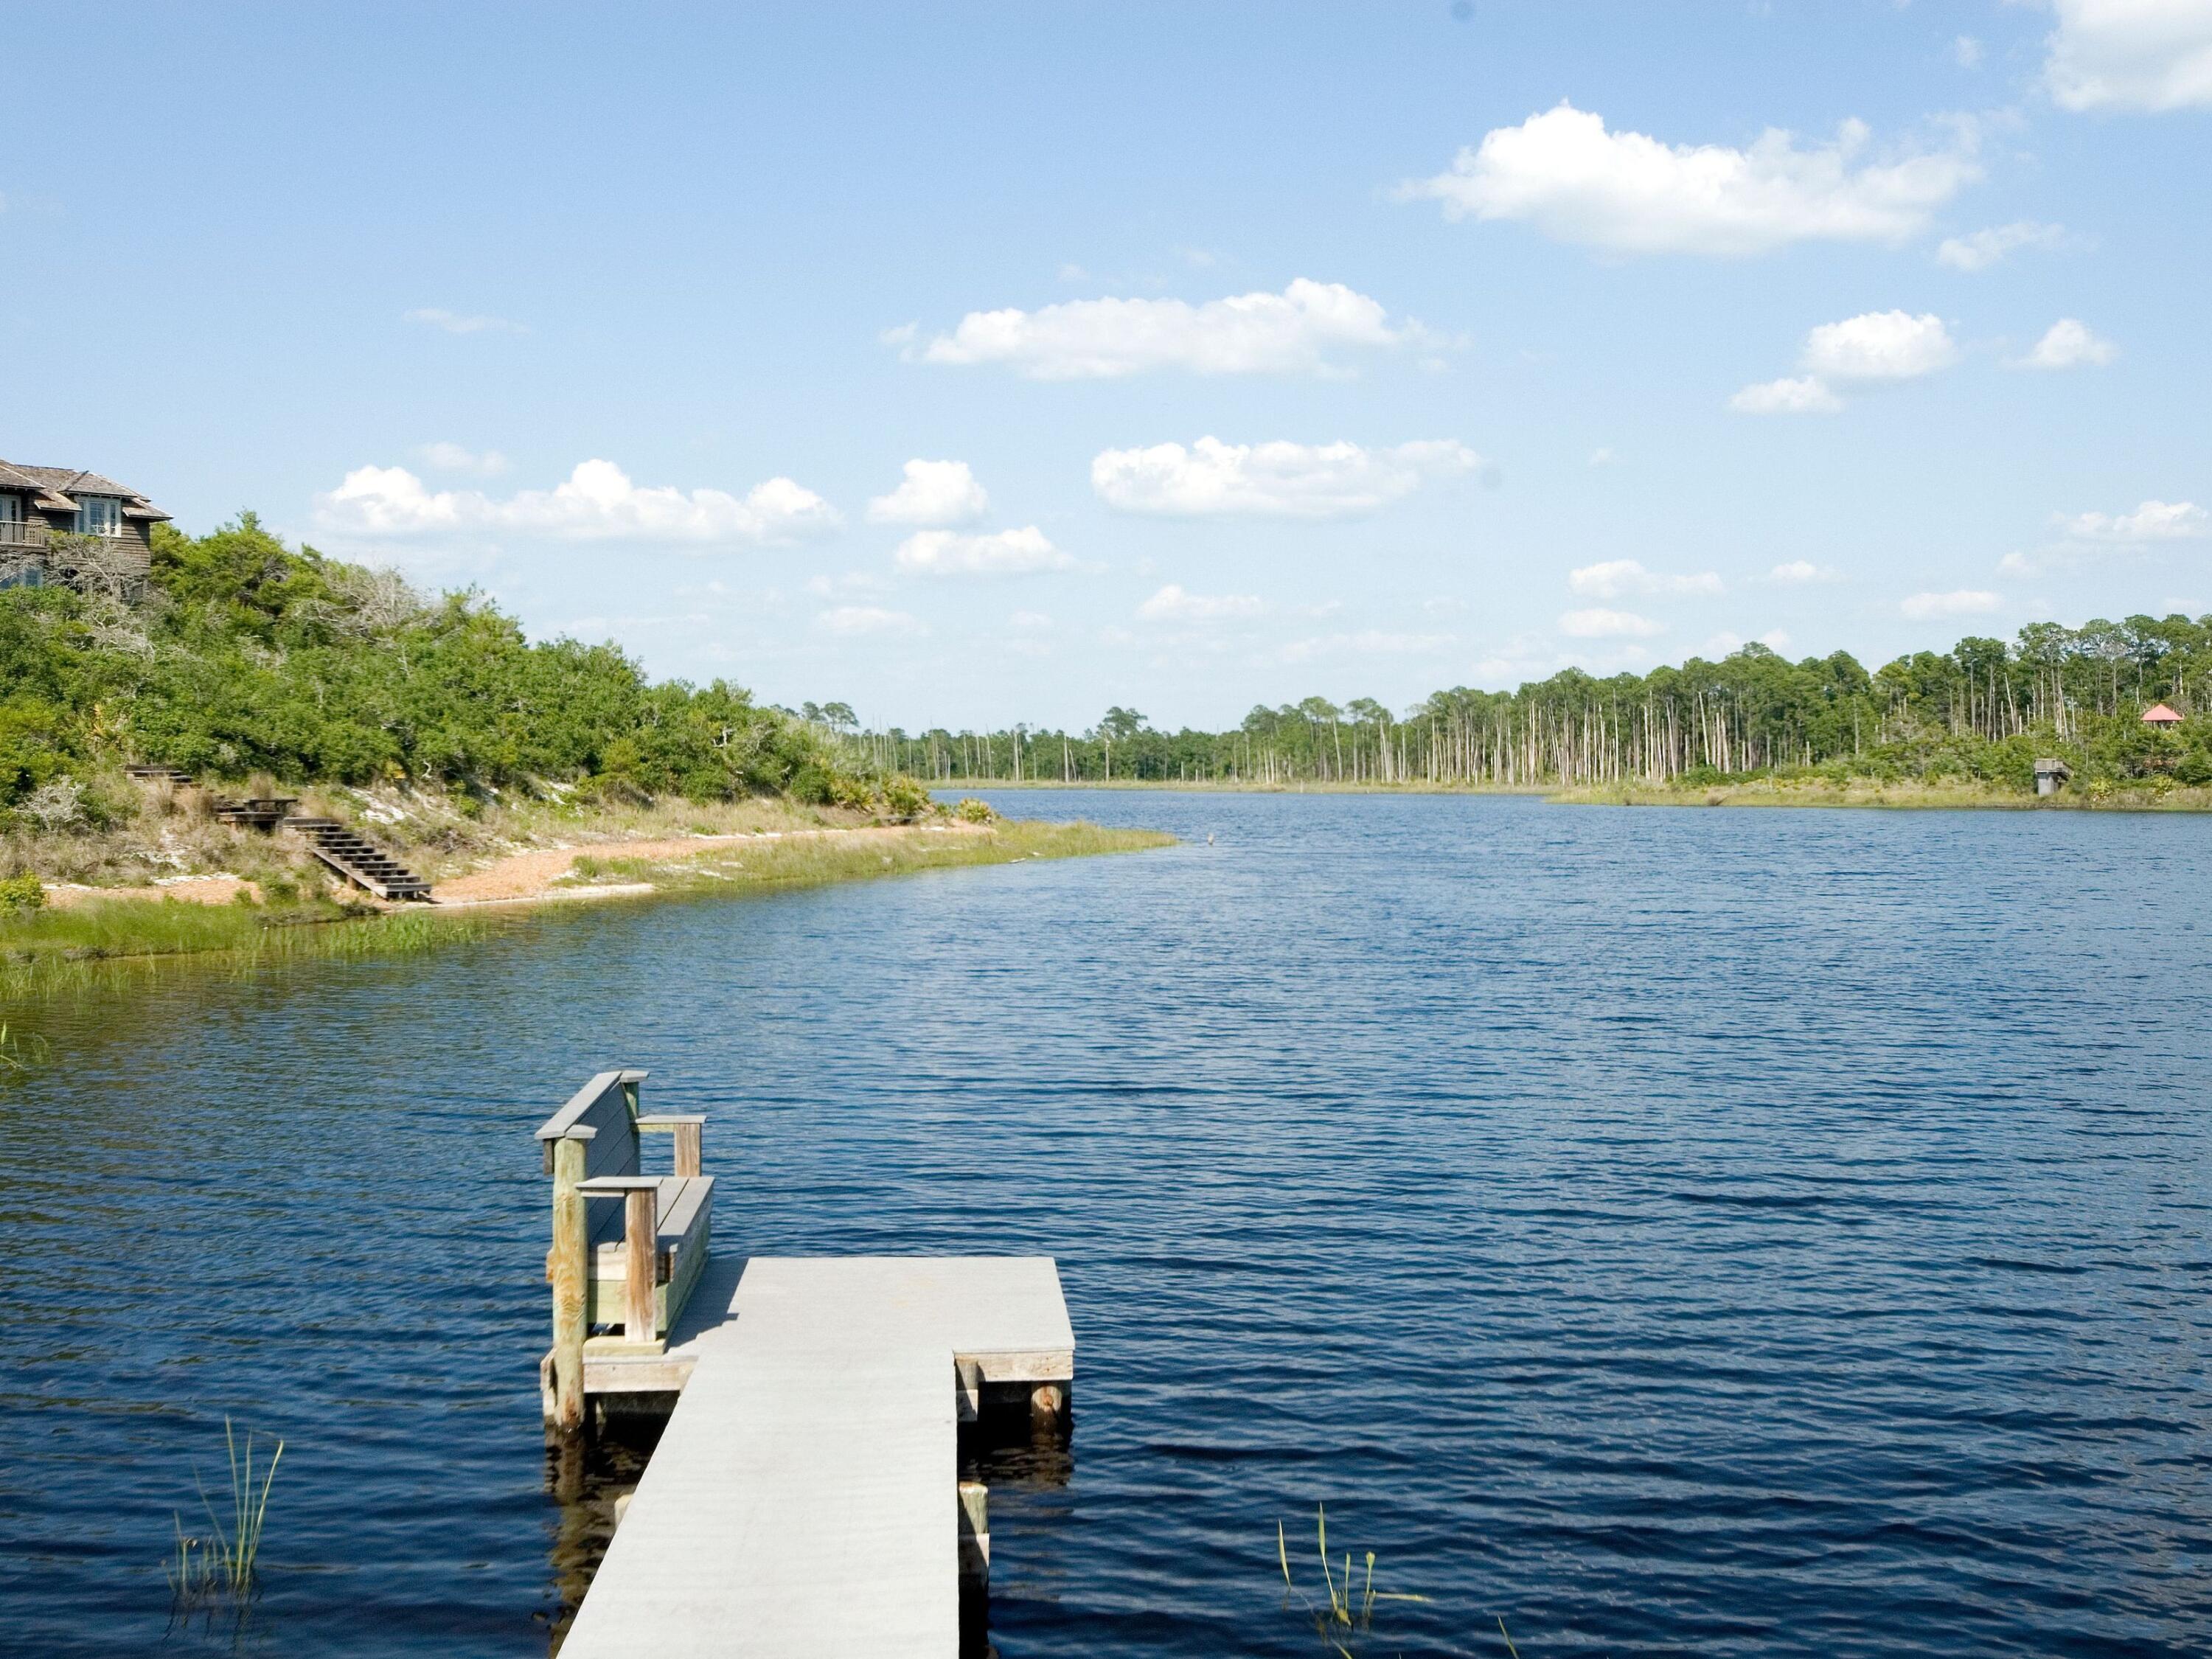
[543, 1419, 661, 1655]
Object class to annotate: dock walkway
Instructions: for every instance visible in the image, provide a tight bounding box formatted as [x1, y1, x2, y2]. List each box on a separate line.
[559, 1254, 1074, 1659]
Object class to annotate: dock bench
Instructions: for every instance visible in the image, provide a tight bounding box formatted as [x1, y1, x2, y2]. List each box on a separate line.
[535, 1065, 1077, 1655]
[536, 1069, 714, 1431]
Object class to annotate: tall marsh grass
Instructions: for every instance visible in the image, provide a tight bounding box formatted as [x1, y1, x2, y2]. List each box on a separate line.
[167, 1419, 283, 1605]
[0, 897, 497, 998]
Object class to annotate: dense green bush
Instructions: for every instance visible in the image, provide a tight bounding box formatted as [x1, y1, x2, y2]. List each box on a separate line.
[0, 514, 911, 810]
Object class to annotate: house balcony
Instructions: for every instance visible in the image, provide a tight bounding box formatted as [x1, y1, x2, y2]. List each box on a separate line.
[0, 521, 133, 547]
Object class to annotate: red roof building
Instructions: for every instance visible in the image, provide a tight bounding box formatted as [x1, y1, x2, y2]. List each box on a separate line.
[2141, 703, 2184, 726]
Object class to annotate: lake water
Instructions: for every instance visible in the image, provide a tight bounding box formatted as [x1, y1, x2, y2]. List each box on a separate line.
[4, 790, 2211, 1658]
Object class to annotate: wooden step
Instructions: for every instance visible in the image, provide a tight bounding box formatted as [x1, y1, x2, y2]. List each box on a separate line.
[287, 818, 434, 902]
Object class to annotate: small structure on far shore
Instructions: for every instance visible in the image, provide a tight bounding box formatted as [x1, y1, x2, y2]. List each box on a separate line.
[2034, 757, 2072, 797]
[2141, 703, 2184, 728]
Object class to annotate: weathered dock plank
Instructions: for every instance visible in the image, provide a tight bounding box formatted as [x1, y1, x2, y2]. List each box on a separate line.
[560, 1255, 1073, 1659]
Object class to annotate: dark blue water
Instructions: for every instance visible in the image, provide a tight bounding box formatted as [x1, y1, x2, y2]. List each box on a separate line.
[4, 791, 2211, 1657]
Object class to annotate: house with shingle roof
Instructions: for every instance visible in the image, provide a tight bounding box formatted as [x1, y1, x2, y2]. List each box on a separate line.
[0, 460, 171, 590]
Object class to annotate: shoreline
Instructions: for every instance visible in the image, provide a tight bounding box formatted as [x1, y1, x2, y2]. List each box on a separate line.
[1, 817, 1171, 1001]
[929, 777, 2212, 812]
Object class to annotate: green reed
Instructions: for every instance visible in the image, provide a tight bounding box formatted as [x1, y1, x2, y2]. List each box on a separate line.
[167, 1418, 283, 1604]
[1276, 1504, 1430, 1654]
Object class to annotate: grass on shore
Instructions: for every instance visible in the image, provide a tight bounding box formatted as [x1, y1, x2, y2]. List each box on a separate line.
[563, 817, 1172, 897]
[1550, 775, 2212, 811]
[0, 895, 498, 1000]
[0, 818, 1171, 1004]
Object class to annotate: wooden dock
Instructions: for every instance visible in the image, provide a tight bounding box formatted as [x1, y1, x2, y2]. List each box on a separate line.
[538, 1071, 1074, 1657]
[561, 1256, 1073, 1658]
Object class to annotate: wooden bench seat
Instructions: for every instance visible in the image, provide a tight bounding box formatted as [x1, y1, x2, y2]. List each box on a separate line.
[584, 1172, 714, 1337]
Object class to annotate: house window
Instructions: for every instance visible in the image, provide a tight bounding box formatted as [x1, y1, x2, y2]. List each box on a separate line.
[75, 496, 122, 535]
[0, 495, 20, 529]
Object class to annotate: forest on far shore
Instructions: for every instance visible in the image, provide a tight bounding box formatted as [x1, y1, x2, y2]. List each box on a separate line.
[846, 615, 2212, 797]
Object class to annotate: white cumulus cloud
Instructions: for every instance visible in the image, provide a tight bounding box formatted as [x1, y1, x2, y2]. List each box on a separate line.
[316, 459, 840, 545]
[2045, 0, 2212, 111]
[1136, 584, 1266, 622]
[816, 605, 925, 638]
[1804, 310, 1960, 381]
[1902, 588, 2002, 619]
[2017, 318, 2118, 369]
[1734, 311, 1958, 414]
[1936, 220, 2068, 271]
[1770, 559, 1842, 583]
[2059, 499, 2207, 541]
[1559, 607, 1665, 639]
[1568, 559, 1724, 599]
[893, 526, 1072, 577]
[1730, 375, 1845, 415]
[908, 279, 1402, 379]
[1091, 437, 1478, 518]
[1400, 102, 1980, 256]
[867, 459, 989, 526]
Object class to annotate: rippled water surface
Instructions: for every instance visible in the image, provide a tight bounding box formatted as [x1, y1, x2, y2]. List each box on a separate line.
[5, 791, 2212, 1657]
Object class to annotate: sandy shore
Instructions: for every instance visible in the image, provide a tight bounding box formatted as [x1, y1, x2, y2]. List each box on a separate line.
[32, 823, 992, 912]
[428, 823, 986, 905]
[42, 875, 260, 909]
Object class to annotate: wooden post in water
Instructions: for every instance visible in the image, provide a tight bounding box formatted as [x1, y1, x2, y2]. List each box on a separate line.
[1030, 1382, 1066, 1425]
[624, 1186, 657, 1343]
[957, 1480, 990, 1581]
[549, 1136, 590, 1433]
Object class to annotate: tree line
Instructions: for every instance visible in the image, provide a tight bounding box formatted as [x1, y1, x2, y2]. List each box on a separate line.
[0, 516, 886, 825]
[851, 616, 2212, 794]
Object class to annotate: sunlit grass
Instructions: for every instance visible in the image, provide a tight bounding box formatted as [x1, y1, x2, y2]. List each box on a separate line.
[571, 817, 1173, 897]
[0, 818, 1169, 1009]
[167, 1419, 283, 1606]
[0, 896, 495, 998]
[1551, 776, 2212, 811]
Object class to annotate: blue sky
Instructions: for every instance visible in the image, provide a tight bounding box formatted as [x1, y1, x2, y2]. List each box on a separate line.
[9, 1, 2209, 729]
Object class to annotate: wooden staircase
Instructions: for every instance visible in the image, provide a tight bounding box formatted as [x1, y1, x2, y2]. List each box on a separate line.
[288, 818, 434, 902]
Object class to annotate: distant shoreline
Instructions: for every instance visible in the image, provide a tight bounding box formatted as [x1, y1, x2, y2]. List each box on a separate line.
[932, 777, 2212, 812]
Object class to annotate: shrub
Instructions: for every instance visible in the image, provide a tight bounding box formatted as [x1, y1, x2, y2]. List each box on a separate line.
[954, 797, 998, 824]
[787, 762, 835, 806]
[0, 872, 44, 912]
[880, 775, 933, 821]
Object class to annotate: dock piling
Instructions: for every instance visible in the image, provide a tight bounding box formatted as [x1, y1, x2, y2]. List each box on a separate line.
[957, 1481, 990, 1582]
[549, 1136, 589, 1433]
